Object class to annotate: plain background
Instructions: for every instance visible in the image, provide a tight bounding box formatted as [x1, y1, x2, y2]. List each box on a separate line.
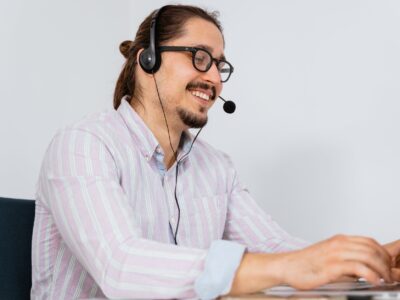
[1, 0, 399, 243]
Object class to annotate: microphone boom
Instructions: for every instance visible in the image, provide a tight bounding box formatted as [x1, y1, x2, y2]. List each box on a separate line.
[218, 96, 236, 114]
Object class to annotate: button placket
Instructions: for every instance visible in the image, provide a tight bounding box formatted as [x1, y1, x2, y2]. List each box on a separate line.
[163, 171, 178, 235]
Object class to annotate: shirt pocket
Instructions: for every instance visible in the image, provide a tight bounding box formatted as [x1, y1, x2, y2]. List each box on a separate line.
[180, 193, 228, 248]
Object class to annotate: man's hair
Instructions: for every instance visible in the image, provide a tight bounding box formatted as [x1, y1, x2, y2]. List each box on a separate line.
[113, 4, 223, 109]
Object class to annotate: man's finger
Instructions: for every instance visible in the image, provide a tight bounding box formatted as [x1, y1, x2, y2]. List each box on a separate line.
[391, 268, 400, 282]
[349, 236, 392, 265]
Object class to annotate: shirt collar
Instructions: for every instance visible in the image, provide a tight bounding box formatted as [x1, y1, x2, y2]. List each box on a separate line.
[117, 97, 194, 162]
[178, 130, 194, 162]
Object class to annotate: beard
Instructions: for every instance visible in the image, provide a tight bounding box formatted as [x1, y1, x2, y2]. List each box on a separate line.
[175, 81, 216, 128]
[176, 106, 208, 128]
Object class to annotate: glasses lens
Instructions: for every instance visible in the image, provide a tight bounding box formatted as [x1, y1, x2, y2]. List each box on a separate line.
[193, 48, 233, 82]
[218, 61, 232, 82]
[194, 49, 212, 71]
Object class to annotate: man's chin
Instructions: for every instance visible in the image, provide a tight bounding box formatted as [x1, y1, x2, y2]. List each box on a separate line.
[177, 107, 208, 128]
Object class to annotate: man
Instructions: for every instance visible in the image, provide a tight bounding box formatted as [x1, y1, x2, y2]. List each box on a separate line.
[31, 4, 400, 300]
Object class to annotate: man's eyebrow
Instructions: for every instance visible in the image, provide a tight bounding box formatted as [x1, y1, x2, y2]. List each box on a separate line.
[194, 44, 226, 60]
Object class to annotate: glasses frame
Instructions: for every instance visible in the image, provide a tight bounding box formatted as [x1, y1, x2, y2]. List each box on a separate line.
[158, 46, 234, 83]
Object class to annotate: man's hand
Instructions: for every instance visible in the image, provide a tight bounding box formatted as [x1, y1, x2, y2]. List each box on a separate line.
[280, 235, 393, 290]
[383, 239, 400, 281]
[229, 234, 394, 296]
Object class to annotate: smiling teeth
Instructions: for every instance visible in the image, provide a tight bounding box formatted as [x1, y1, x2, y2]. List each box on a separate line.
[191, 91, 210, 101]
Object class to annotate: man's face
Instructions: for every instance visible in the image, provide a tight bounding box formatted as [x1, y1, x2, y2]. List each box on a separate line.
[155, 17, 225, 129]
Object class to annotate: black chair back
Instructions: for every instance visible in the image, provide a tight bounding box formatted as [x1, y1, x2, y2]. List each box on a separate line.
[0, 197, 35, 300]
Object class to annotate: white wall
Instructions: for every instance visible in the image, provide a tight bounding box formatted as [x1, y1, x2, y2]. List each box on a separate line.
[0, 0, 130, 198]
[1, 0, 399, 243]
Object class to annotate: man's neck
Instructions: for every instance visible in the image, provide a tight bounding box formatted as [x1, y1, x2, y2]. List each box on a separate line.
[158, 128, 181, 170]
[130, 98, 183, 170]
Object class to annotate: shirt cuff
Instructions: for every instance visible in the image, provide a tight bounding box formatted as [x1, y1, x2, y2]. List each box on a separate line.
[194, 240, 246, 299]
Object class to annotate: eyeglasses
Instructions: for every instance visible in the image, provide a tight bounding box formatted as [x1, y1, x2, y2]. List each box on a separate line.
[158, 46, 234, 83]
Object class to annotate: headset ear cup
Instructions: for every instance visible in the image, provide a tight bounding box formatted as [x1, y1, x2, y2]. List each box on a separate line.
[139, 48, 155, 73]
[139, 48, 162, 74]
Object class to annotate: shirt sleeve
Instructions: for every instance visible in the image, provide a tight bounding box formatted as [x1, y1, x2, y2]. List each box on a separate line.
[195, 240, 245, 299]
[40, 128, 212, 299]
[222, 154, 310, 253]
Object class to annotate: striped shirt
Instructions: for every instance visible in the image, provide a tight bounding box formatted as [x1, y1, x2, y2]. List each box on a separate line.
[31, 99, 307, 299]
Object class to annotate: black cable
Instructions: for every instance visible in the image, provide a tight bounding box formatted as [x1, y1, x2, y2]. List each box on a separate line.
[173, 127, 203, 244]
[152, 75, 178, 162]
[152, 74, 203, 245]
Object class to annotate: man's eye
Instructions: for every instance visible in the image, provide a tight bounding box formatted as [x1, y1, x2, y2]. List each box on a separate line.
[195, 56, 206, 64]
[194, 50, 209, 65]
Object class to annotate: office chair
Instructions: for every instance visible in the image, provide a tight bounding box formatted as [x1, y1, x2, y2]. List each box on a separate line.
[0, 197, 35, 300]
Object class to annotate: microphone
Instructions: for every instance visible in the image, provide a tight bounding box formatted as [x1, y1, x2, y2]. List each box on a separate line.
[218, 96, 236, 114]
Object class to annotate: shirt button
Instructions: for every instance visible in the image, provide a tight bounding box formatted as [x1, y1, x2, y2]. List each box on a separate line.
[170, 217, 175, 224]
[156, 147, 162, 154]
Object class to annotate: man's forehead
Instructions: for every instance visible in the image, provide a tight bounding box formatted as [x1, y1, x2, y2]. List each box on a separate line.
[192, 44, 226, 60]
[170, 25, 225, 59]
[172, 19, 225, 59]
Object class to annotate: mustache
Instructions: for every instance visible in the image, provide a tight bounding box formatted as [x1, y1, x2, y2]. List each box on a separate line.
[186, 82, 216, 100]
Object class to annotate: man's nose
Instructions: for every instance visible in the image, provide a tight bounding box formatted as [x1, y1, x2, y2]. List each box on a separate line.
[202, 61, 221, 85]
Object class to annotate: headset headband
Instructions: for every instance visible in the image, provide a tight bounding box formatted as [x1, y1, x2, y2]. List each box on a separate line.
[139, 6, 169, 73]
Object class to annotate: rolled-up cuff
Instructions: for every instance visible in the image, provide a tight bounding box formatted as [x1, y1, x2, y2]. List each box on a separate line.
[194, 240, 246, 299]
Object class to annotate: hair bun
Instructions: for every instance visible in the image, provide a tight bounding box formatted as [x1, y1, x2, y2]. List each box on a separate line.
[119, 40, 133, 59]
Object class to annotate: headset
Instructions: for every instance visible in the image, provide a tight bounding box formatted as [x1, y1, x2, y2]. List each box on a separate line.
[138, 6, 236, 113]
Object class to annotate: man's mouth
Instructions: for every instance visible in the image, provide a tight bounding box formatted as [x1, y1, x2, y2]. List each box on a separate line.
[190, 90, 210, 101]
[186, 82, 216, 101]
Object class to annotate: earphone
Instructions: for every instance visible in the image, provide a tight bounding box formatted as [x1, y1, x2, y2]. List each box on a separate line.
[138, 7, 166, 74]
